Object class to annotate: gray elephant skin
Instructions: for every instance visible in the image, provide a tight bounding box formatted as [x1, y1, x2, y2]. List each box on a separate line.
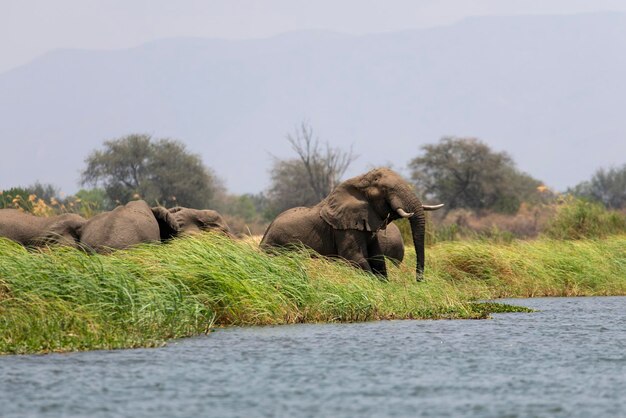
[80, 200, 179, 253]
[260, 168, 443, 281]
[168, 207, 233, 237]
[0, 209, 86, 248]
[377, 222, 404, 265]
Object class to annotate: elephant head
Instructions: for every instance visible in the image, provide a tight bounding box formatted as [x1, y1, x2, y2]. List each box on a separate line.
[319, 168, 443, 281]
[151, 206, 182, 241]
[167, 207, 233, 237]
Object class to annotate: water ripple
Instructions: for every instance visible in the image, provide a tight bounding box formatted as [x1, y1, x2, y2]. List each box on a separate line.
[1, 296, 625, 418]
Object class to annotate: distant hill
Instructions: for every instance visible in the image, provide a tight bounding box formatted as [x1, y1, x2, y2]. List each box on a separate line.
[1, 13, 625, 195]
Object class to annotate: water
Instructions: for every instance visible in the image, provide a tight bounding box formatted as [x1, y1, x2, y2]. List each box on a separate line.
[1, 297, 625, 418]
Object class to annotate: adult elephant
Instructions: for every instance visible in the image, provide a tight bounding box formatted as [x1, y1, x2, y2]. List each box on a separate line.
[80, 200, 179, 253]
[167, 207, 233, 237]
[260, 168, 443, 281]
[0, 209, 86, 247]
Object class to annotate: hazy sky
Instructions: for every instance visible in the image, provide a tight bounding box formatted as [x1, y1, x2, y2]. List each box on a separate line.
[3, 0, 626, 73]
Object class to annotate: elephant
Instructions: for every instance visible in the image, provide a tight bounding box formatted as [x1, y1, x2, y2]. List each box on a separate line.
[80, 200, 179, 253]
[167, 206, 233, 237]
[260, 168, 443, 281]
[0, 209, 86, 248]
[377, 222, 404, 266]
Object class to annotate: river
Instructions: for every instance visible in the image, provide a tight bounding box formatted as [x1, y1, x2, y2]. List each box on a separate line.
[1, 296, 625, 417]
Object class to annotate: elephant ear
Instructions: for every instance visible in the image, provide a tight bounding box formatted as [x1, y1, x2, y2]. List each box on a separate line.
[152, 207, 180, 240]
[319, 183, 386, 232]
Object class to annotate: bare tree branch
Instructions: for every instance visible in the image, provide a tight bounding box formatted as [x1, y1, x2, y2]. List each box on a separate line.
[286, 121, 357, 201]
[268, 121, 358, 214]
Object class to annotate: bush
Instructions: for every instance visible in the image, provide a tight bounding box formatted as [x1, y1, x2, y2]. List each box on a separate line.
[544, 198, 626, 239]
[0, 187, 108, 219]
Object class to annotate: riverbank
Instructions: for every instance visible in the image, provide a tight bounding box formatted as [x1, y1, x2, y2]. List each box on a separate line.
[1, 235, 625, 354]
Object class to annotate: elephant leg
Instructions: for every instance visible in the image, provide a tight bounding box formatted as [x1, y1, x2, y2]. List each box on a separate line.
[333, 230, 372, 273]
[367, 237, 388, 279]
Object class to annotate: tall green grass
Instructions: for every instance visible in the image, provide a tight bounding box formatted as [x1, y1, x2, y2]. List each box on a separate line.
[0, 235, 489, 355]
[429, 236, 626, 298]
[544, 198, 626, 239]
[1, 232, 625, 355]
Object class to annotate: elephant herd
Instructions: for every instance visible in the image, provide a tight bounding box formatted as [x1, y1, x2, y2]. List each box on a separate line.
[0, 168, 443, 281]
[0, 200, 232, 253]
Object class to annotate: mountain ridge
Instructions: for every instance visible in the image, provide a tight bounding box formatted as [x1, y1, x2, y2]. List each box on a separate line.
[1, 12, 625, 194]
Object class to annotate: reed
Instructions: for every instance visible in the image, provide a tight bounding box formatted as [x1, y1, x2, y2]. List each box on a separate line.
[1, 232, 624, 355]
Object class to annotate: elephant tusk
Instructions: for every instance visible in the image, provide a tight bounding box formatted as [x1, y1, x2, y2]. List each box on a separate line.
[396, 208, 414, 218]
[422, 204, 445, 211]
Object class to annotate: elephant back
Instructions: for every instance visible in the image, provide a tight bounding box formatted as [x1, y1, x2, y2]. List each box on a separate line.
[260, 206, 332, 254]
[0, 209, 51, 245]
[81, 200, 161, 252]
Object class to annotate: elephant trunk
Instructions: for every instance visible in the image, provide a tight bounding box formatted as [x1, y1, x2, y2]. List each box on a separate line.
[389, 187, 426, 282]
[409, 211, 426, 282]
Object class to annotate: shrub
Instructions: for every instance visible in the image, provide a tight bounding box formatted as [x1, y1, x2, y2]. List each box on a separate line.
[544, 198, 626, 239]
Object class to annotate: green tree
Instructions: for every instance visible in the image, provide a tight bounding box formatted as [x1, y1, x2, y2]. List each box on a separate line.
[568, 165, 626, 209]
[74, 188, 109, 208]
[267, 122, 357, 215]
[230, 195, 260, 221]
[81, 134, 221, 208]
[408, 137, 542, 214]
[66, 188, 112, 216]
[214, 193, 262, 222]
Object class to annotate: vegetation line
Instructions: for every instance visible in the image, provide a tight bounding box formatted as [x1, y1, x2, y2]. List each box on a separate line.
[1, 233, 625, 355]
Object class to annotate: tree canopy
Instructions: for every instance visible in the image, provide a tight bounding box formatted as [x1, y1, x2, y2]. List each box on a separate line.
[81, 134, 220, 208]
[568, 164, 626, 209]
[408, 137, 542, 214]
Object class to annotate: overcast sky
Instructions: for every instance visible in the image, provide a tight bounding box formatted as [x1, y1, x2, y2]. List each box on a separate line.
[3, 0, 626, 73]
